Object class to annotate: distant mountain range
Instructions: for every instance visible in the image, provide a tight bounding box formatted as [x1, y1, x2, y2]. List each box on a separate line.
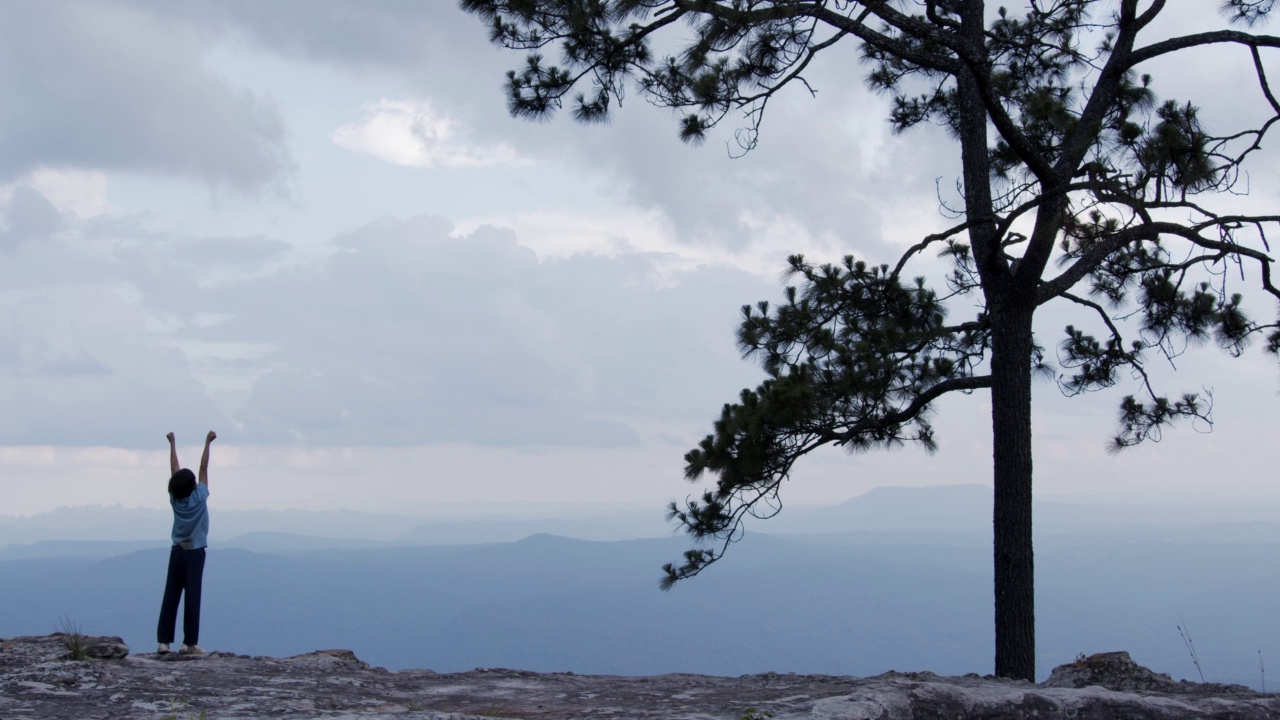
[5, 483, 1276, 550]
[1, 485, 1275, 688]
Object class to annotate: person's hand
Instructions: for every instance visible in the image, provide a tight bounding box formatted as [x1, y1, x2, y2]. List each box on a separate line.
[206, 430, 217, 443]
[166, 432, 175, 444]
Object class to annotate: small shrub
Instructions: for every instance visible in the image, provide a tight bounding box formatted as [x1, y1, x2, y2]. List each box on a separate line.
[54, 614, 88, 662]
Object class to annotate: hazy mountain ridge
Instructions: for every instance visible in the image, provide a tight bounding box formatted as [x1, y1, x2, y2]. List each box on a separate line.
[2, 486, 1275, 688]
[0, 505, 429, 546]
[2, 528, 1276, 687]
[5, 484, 1277, 550]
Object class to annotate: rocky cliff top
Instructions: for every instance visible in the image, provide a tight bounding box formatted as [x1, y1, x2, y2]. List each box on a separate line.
[2, 633, 1276, 719]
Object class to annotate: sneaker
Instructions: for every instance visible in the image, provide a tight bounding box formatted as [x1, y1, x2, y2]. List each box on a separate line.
[179, 644, 204, 655]
[156, 643, 170, 654]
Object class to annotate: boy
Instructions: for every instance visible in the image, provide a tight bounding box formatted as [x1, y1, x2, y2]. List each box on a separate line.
[156, 430, 215, 655]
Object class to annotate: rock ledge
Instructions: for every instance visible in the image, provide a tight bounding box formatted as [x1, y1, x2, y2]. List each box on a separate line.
[1, 635, 1275, 719]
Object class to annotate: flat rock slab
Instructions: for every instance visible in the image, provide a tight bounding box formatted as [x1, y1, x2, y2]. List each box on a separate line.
[2, 635, 1277, 719]
[153, 652, 211, 662]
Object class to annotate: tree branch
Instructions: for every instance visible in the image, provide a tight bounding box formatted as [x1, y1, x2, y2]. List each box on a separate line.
[1126, 30, 1280, 68]
[831, 373, 993, 445]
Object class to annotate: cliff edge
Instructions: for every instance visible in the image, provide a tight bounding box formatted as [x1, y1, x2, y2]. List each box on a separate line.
[2, 633, 1276, 719]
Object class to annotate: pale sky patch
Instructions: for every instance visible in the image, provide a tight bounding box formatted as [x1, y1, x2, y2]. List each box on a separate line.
[0, 167, 110, 219]
[734, 210, 847, 272]
[331, 99, 527, 169]
[454, 207, 858, 283]
[455, 209, 672, 261]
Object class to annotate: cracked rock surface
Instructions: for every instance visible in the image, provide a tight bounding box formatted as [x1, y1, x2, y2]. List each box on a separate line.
[2, 635, 1277, 719]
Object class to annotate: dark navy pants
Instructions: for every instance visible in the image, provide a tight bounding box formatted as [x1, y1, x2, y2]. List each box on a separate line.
[157, 545, 206, 646]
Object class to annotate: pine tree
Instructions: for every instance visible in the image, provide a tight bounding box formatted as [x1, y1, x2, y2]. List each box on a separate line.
[461, 0, 1280, 681]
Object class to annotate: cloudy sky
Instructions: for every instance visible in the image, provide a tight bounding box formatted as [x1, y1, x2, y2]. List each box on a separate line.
[1, 2, 1277, 517]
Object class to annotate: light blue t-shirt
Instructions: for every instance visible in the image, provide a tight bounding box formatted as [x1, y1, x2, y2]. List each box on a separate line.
[170, 483, 210, 550]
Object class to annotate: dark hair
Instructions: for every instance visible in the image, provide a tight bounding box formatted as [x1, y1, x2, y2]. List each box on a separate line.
[169, 469, 197, 500]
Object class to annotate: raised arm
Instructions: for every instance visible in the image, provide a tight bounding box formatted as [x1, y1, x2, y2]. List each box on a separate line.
[198, 430, 216, 487]
[166, 432, 179, 475]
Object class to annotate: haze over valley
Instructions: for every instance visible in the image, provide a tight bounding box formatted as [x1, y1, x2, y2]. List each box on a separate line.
[3, 485, 1274, 689]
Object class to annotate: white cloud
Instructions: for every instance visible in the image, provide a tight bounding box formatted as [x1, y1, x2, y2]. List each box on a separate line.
[206, 216, 769, 448]
[453, 208, 854, 283]
[332, 99, 527, 169]
[0, 210, 775, 449]
[0, 186, 62, 251]
[0, 168, 110, 219]
[0, 275, 231, 447]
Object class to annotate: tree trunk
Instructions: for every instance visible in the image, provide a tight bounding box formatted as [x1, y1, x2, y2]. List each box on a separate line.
[952, 0, 1036, 680]
[989, 302, 1036, 681]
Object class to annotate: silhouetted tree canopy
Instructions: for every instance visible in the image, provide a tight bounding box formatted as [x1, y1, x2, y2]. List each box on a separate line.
[462, 0, 1280, 681]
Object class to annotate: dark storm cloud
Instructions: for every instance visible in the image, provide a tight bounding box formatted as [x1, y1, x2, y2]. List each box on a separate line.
[0, 2, 289, 188]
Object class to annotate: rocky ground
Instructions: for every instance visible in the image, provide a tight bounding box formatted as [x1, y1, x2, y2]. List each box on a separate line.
[1, 633, 1277, 719]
